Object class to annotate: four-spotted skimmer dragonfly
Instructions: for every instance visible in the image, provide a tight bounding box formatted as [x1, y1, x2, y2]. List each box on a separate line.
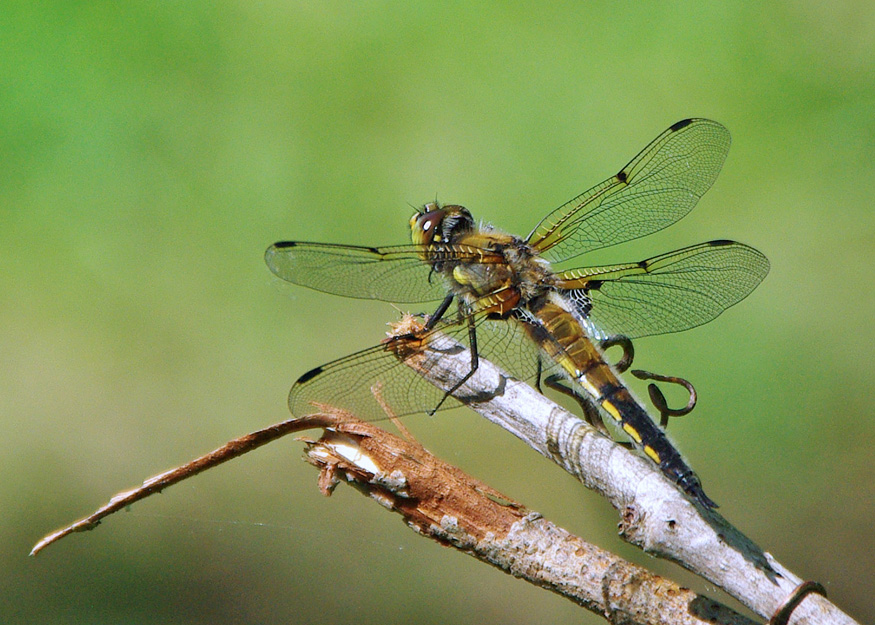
[265, 119, 769, 508]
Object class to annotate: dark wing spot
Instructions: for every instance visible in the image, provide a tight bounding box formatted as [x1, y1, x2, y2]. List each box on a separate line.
[708, 239, 733, 246]
[669, 118, 694, 131]
[588, 280, 603, 291]
[272, 241, 297, 249]
[616, 170, 628, 183]
[297, 366, 324, 384]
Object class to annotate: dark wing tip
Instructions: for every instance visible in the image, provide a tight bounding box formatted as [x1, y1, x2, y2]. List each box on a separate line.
[669, 118, 695, 131]
[264, 241, 296, 264]
[296, 365, 323, 384]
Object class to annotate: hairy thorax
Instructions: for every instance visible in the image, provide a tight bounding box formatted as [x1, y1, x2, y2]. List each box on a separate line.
[445, 228, 556, 317]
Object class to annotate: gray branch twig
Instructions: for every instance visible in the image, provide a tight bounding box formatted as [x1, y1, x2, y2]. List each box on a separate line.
[30, 321, 856, 625]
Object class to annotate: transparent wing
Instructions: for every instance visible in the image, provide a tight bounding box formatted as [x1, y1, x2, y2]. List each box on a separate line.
[527, 119, 731, 263]
[265, 241, 448, 303]
[288, 311, 544, 422]
[555, 240, 769, 340]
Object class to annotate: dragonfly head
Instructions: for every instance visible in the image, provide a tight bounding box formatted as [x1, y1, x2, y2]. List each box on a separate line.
[410, 203, 474, 246]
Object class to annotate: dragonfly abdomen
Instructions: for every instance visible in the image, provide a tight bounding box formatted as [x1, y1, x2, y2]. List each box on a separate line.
[594, 384, 716, 509]
[527, 294, 716, 508]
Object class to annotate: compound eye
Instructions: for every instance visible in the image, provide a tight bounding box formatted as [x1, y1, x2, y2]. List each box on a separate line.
[411, 209, 445, 245]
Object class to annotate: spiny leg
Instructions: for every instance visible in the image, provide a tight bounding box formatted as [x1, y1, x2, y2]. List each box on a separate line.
[630, 369, 697, 428]
[424, 292, 455, 330]
[542, 374, 607, 433]
[598, 335, 635, 373]
[428, 308, 479, 415]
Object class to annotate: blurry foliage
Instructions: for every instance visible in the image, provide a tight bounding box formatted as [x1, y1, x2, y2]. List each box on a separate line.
[3, 2, 874, 624]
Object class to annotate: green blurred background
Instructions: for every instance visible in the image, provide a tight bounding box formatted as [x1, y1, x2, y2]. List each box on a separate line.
[4, 2, 874, 623]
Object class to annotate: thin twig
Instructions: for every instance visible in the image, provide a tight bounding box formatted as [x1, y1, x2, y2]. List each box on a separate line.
[29, 414, 327, 556]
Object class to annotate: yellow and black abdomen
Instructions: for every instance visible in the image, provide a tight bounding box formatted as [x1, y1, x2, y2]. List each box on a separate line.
[526, 294, 716, 508]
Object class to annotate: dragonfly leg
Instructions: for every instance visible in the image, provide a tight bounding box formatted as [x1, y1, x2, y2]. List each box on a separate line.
[630, 369, 697, 428]
[542, 374, 611, 435]
[428, 313, 479, 415]
[424, 292, 455, 330]
[535, 357, 541, 393]
[598, 335, 635, 373]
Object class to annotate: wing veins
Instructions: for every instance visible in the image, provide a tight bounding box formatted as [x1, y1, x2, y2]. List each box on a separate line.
[265, 241, 485, 303]
[556, 241, 769, 339]
[526, 119, 731, 263]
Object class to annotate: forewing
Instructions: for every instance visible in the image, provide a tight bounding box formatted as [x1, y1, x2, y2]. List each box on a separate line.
[265, 241, 447, 303]
[555, 240, 769, 339]
[527, 119, 731, 263]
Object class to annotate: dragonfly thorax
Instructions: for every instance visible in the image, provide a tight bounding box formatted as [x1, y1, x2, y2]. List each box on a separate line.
[446, 230, 554, 317]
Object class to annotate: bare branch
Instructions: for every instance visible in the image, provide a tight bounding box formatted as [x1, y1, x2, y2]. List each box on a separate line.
[390, 320, 857, 625]
[304, 414, 757, 625]
[30, 321, 857, 625]
[33, 409, 756, 625]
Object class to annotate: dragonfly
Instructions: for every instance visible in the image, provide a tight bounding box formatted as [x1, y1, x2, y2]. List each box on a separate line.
[265, 119, 769, 509]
